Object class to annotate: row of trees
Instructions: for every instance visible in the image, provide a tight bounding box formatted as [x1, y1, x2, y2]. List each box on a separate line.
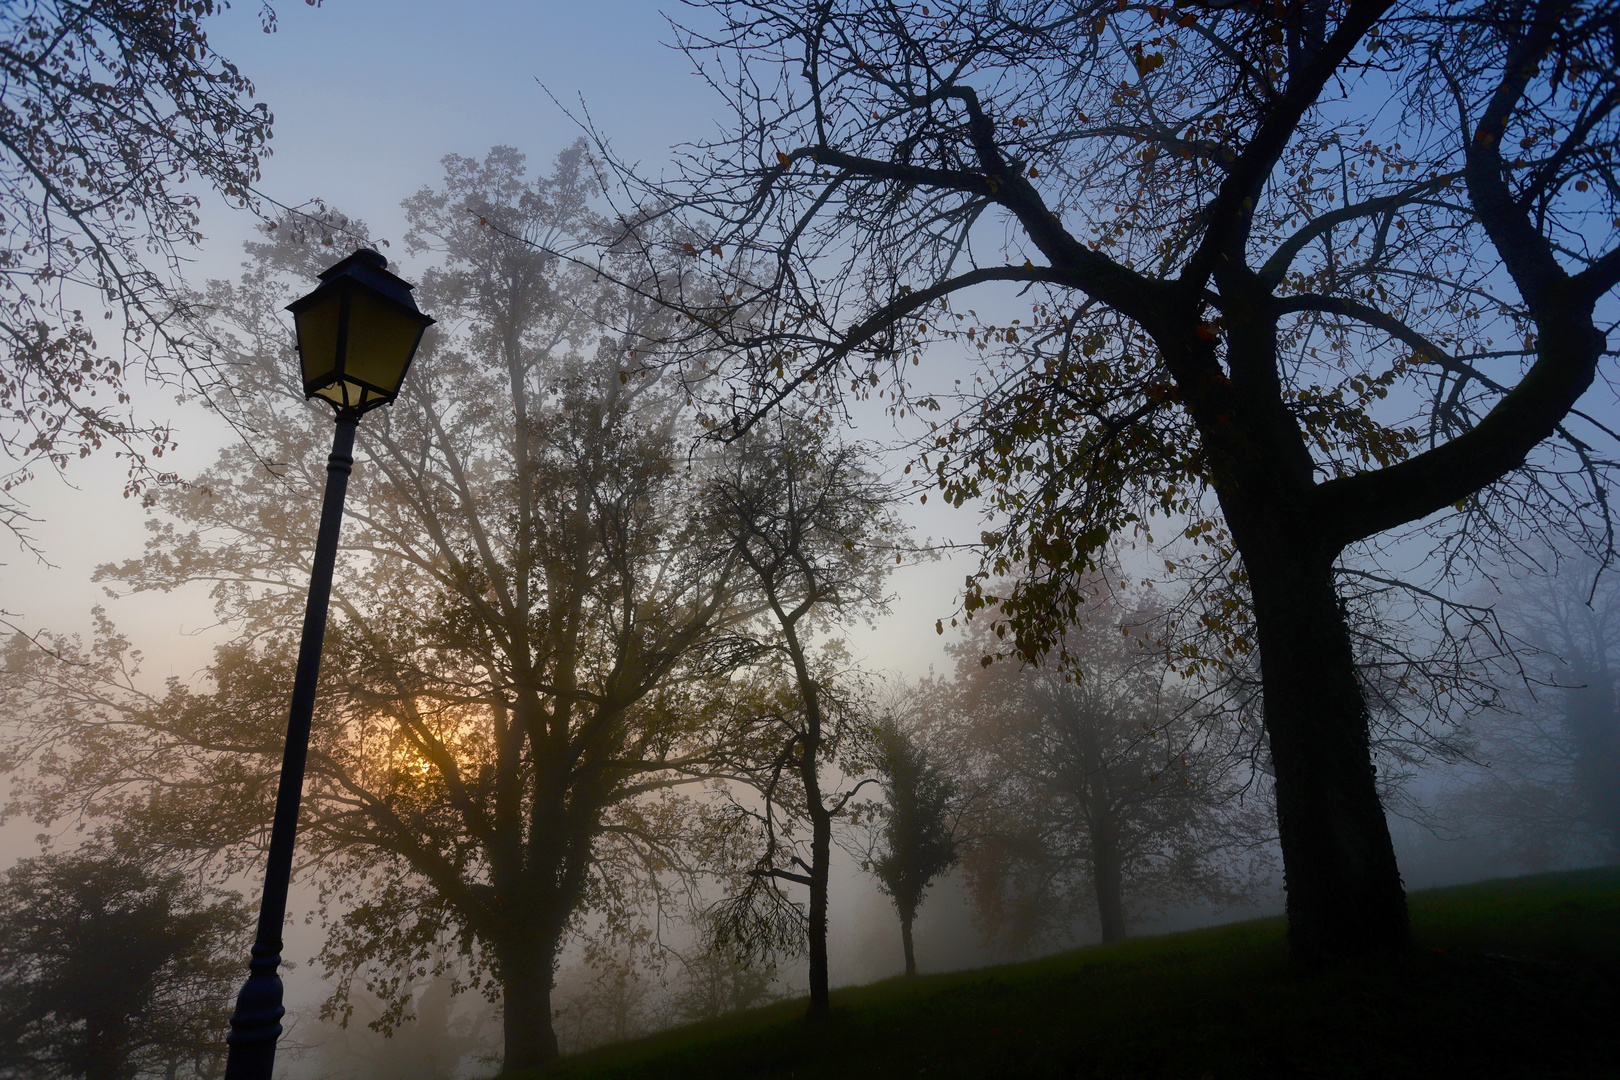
[0, 141, 1298, 1074]
[7, 0, 1620, 1060]
[0, 145, 913, 1074]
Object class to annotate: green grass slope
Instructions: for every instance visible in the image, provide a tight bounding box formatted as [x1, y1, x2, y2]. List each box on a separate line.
[520, 867, 1620, 1079]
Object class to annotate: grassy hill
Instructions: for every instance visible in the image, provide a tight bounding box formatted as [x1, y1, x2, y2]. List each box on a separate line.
[520, 867, 1620, 1079]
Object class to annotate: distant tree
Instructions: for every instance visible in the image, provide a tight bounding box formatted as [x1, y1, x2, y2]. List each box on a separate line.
[551, 951, 655, 1055]
[0, 146, 751, 1072]
[0, 843, 247, 1080]
[1448, 548, 1620, 867]
[706, 422, 903, 1018]
[665, 936, 782, 1024]
[0, 0, 276, 554]
[867, 716, 963, 976]
[951, 579, 1270, 952]
[599, 0, 1620, 965]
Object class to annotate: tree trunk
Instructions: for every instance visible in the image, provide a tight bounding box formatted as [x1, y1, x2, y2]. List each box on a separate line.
[497, 936, 559, 1072]
[805, 801, 832, 1017]
[1090, 839, 1127, 945]
[83, 1015, 125, 1080]
[1247, 545, 1409, 966]
[900, 912, 916, 976]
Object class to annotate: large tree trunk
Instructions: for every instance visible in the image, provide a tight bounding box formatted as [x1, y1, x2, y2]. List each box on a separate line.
[900, 910, 917, 976]
[497, 933, 559, 1072]
[1090, 836, 1127, 945]
[83, 1015, 125, 1080]
[1247, 544, 1409, 966]
[805, 801, 832, 1017]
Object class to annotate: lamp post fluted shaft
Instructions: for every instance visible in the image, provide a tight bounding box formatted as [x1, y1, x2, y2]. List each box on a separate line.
[224, 413, 359, 1080]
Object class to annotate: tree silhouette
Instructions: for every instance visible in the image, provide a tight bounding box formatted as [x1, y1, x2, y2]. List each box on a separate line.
[1, 146, 753, 1072]
[950, 579, 1269, 951]
[706, 421, 903, 1017]
[598, 0, 1620, 964]
[0, 0, 276, 554]
[1450, 546, 1620, 866]
[868, 717, 963, 975]
[0, 844, 246, 1080]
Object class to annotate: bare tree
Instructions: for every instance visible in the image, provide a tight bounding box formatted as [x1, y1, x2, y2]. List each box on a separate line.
[705, 421, 903, 1017]
[0, 0, 277, 555]
[664, 930, 783, 1024]
[950, 577, 1271, 951]
[584, 0, 1620, 964]
[1448, 546, 1620, 866]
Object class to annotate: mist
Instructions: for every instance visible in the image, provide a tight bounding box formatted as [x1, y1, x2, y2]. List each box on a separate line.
[3, 1, 1619, 1079]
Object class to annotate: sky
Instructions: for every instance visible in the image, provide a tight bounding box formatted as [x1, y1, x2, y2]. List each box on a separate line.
[0, 0, 983, 686]
[7, 6, 1606, 1068]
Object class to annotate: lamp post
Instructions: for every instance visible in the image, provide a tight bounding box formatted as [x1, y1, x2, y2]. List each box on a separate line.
[224, 249, 433, 1080]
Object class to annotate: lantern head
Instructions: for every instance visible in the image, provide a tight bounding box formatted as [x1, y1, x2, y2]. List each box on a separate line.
[287, 248, 434, 416]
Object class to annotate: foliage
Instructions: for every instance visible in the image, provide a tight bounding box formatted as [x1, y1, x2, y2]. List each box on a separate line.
[0, 0, 277, 554]
[1, 144, 752, 1071]
[866, 714, 962, 974]
[702, 420, 905, 1014]
[0, 842, 247, 1080]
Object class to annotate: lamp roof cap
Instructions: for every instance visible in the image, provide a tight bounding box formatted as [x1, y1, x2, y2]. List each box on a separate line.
[290, 248, 430, 320]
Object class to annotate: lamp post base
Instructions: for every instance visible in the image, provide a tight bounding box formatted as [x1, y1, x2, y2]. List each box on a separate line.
[224, 941, 285, 1080]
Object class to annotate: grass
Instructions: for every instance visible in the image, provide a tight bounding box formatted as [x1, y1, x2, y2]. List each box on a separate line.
[517, 867, 1620, 1079]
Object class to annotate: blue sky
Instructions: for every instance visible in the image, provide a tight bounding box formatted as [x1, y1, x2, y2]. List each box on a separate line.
[202, 0, 722, 267]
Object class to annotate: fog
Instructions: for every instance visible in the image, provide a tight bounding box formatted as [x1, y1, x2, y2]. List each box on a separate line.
[2, 3, 1617, 1080]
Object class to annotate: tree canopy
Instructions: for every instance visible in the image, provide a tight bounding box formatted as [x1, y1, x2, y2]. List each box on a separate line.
[950, 578, 1270, 951]
[3, 145, 760, 1072]
[0, 843, 246, 1080]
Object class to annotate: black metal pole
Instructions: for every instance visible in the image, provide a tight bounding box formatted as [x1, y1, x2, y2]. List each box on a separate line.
[225, 412, 359, 1080]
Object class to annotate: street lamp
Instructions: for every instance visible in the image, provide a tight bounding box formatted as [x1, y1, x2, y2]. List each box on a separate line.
[224, 249, 433, 1080]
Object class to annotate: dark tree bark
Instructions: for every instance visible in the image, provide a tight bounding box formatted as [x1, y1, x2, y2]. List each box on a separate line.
[899, 912, 917, 977]
[1089, 833, 1128, 947]
[805, 767, 834, 1018]
[496, 934, 560, 1071]
[1245, 544, 1409, 959]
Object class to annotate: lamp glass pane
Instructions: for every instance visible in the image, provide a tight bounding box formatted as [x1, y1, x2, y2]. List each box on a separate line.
[313, 379, 368, 409]
[294, 290, 343, 387]
[342, 289, 422, 396]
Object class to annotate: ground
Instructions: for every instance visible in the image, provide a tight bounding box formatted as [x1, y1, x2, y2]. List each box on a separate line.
[514, 867, 1620, 1079]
